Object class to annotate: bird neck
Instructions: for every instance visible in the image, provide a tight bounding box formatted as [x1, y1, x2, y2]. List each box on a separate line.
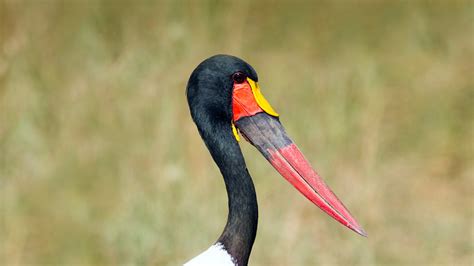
[197, 119, 258, 266]
[218, 156, 258, 266]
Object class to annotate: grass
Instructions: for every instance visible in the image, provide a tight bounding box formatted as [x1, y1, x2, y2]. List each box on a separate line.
[1, 0, 473, 265]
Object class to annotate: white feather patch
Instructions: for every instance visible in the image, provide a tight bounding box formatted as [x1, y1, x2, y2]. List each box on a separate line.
[184, 242, 236, 266]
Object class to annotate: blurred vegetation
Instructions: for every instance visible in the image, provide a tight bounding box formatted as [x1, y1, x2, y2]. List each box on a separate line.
[1, 0, 473, 265]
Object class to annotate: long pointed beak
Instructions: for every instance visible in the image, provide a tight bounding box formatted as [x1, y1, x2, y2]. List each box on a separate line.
[232, 79, 366, 237]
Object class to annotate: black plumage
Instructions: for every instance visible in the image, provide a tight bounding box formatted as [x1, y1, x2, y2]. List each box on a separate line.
[186, 55, 260, 266]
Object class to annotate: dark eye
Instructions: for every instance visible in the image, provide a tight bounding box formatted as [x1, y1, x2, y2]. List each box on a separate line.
[232, 72, 246, 84]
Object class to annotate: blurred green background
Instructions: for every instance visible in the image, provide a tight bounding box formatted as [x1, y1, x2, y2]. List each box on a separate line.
[1, 0, 473, 265]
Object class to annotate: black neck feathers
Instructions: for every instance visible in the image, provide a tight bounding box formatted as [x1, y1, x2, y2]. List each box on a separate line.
[194, 117, 258, 266]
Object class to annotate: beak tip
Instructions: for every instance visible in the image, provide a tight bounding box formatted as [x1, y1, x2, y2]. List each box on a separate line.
[354, 227, 368, 238]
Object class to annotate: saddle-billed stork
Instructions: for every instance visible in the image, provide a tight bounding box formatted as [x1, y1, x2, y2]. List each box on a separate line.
[184, 55, 366, 266]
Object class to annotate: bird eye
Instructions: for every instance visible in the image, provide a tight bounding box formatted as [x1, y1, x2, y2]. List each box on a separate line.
[232, 72, 246, 84]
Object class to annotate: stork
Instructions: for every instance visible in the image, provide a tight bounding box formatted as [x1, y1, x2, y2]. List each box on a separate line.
[184, 55, 366, 266]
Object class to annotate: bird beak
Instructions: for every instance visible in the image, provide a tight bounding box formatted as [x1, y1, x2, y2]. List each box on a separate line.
[232, 78, 367, 237]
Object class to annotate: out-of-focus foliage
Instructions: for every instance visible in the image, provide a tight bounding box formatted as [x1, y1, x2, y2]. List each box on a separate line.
[1, 0, 472, 265]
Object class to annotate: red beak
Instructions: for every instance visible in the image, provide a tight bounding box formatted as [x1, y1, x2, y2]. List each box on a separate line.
[233, 79, 367, 237]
